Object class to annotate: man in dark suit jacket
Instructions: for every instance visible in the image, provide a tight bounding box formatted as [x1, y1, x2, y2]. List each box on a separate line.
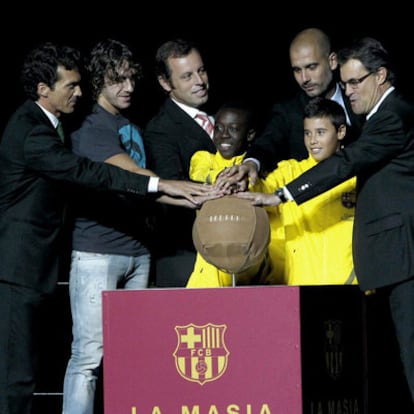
[0, 42, 216, 414]
[248, 88, 363, 174]
[237, 37, 414, 407]
[223, 27, 364, 182]
[144, 39, 216, 287]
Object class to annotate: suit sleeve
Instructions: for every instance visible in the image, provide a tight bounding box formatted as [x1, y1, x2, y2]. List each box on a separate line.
[144, 121, 186, 180]
[245, 102, 292, 173]
[286, 110, 407, 205]
[24, 123, 150, 196]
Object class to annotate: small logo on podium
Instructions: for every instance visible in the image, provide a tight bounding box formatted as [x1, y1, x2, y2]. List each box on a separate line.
[174, 323, 229, 385]
[324, 319, 343, 380]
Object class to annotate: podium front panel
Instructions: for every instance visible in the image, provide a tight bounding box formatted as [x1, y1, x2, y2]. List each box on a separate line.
[300, 286, 365, 414]
[103, 286, 302, 414]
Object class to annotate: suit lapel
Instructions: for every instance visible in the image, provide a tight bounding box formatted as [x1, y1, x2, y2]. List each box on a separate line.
[164, 99, 216, 151]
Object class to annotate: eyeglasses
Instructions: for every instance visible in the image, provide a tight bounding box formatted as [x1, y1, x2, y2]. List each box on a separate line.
[339, 72, 373, 90]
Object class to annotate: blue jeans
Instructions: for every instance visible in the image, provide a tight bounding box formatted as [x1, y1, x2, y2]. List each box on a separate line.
[62, 250, 150, 414]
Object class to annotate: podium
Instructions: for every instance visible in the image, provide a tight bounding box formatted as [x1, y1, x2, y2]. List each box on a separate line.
[102, 286, 366, 414]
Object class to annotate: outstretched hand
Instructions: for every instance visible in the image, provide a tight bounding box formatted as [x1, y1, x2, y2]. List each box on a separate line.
[177, 193, 226, 209]
[235, 191, 282, 207]
[158, 179, 226, 206]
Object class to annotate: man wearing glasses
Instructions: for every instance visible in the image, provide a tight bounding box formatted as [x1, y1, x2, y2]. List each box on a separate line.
[236, 37, 414, 409]
[339, 71, 373, 90]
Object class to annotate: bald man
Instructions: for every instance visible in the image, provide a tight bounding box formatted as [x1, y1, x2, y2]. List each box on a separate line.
[225, 28, 365, 183]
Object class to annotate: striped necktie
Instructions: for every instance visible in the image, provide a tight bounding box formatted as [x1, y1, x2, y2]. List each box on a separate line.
[195, 112, 214, 137]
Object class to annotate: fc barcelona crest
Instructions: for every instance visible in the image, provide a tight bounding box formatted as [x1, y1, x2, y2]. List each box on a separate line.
[324, 319, 343, 380]
[174, 323, 229, 385]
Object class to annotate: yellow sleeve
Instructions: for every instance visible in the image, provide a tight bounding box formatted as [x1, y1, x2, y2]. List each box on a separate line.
[189, 151, 216, 184]
[186, 253, 233, 287]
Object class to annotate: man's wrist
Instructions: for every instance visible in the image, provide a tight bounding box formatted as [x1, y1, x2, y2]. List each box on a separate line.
[243, 157, 260, 172]
[275, 187, 287, 203]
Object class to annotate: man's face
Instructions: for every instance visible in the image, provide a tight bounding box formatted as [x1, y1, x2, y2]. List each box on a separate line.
[47, 66, 82, 116]
[290, 43, 336, 98]
[340, 58, 379, 115]
[159, 49, 209, 108]
[99, 60, 137, 114]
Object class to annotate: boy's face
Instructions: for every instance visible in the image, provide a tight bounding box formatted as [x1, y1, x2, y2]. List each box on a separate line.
[303, 116, 345, 162]
[213, 109, 255, 160]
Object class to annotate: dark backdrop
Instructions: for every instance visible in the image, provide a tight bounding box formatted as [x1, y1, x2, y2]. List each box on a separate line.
[1, 8, 411, 135]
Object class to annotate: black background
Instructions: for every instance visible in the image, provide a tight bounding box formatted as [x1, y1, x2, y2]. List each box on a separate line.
[5, 8, 414, 413]
[1, 7, 411, 133]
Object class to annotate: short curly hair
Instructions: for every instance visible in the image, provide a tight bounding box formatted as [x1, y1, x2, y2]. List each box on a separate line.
[87, 38, 143, 100]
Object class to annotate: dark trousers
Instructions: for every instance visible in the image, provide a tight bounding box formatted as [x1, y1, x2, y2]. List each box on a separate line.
[386, 276, 414, 403]
[0, 282, 43, 414]
[154, 249, 196, 287]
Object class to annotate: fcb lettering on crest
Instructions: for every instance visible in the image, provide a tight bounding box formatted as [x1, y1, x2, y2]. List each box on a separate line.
[174, 323, 229, 385]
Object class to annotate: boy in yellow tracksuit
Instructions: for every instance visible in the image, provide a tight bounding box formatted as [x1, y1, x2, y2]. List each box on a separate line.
[243, 97, 357, 285]
[187, 102, 284, 287]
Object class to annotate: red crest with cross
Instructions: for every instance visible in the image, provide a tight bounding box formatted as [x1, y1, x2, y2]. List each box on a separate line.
[173, 323, 229, 385]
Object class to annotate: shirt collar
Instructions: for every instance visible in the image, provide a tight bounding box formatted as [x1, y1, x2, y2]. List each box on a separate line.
[331, 83, 351, 125]
[171, 98, 201, 119]
[35, 101, 59, 128]
[366, 86, 395, 120]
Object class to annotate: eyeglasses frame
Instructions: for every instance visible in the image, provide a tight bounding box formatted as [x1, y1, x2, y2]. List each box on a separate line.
[339, 72, 373, 90]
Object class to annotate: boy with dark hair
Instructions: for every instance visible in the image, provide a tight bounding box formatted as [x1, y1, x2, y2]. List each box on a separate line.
[240, 97, 357, 285]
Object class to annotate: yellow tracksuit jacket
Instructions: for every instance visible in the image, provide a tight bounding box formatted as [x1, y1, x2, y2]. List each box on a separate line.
[258, 156, 356, 285]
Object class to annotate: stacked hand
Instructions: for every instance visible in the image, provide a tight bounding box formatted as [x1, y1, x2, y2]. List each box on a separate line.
[214, 161, 258, 193]
[213, 161, 284, 207]
[158, 179, 226, 208]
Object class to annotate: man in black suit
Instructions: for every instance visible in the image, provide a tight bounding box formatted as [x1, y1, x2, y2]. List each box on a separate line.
[0, 42, 216, 414]
[236, 37, 414, 406]
[223, 27, 364, 182]
[144, 38, 216, 287]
